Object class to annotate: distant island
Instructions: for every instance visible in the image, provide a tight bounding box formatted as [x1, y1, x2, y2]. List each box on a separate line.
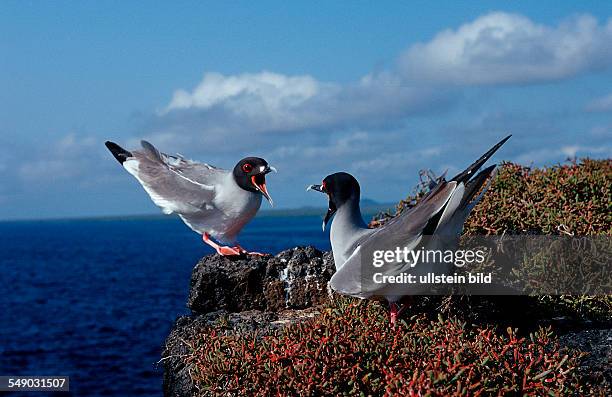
[257, 198, 395, 218]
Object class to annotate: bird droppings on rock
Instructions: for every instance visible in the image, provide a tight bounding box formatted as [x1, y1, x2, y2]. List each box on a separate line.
[187, 246, 335, 314]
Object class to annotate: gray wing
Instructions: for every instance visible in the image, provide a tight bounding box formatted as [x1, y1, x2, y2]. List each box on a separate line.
[123, 140, 227, 215]
[329, 181, 459, 298]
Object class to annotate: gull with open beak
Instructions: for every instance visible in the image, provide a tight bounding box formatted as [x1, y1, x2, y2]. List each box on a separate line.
[308, 136, 511, 326]
[105, 140, 276, 256]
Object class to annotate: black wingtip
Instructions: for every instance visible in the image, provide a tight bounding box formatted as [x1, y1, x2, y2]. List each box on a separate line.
[459, 164, 497, 210]
[105, 141, 133, 164]
[451, 135, 511, 184]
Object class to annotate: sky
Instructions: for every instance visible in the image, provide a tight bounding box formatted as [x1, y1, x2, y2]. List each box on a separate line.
[1, 1, 611, 220]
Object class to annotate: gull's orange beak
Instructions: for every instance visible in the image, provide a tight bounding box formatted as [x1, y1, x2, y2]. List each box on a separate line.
[251, 174, 273, 206]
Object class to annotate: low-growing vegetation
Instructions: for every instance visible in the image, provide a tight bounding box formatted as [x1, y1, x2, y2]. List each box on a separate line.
[187, 299, 589, 396]
[465, 159, 610, 235]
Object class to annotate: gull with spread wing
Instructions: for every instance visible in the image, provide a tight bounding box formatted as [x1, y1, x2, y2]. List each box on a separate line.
[105, 140, 275, 256]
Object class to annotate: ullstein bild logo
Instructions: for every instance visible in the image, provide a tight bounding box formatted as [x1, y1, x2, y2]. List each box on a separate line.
[372, 271, 492, 285]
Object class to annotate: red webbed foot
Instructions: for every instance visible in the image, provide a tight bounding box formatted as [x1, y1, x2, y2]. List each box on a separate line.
[203, 233, 243, 256]
[215, 245, 243, 256]
[235, 244, 269, 257]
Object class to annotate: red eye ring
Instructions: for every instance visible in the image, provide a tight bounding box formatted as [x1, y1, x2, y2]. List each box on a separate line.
[242, 163, 253, 173]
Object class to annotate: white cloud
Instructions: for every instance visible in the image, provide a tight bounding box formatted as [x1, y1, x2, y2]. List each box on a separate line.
[150, 70, 450, 151]
[400, 12, 612, 85]
[513, 145, 612, 164]
[586, 93, 612, 112]
[266, 128, 446, 184]
[55, 133, 100, 155]
[590, 124, 612, 138]
[351, 146, 442, 173]
[19, 159, 79, 181]
[17, 134, 101, 182]
[165, 71, 322, 113]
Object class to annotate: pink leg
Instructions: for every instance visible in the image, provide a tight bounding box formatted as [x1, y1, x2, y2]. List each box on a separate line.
[390, 302, 399, 328]
[202, 233, 242, 256]
[389, 301, 408, 328]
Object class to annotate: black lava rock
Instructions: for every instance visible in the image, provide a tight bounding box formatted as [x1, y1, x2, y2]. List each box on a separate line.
[187, 246, 335, 314]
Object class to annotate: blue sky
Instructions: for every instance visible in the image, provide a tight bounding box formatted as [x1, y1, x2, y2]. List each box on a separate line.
[1, 1, 611, 219]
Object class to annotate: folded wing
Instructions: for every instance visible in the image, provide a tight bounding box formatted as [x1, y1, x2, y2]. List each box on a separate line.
[329, 181, 457, 297]
[107, 140, 226, 215]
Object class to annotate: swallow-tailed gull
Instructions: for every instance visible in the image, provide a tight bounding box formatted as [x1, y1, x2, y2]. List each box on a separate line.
[105, 140, 276, 256]
[308, 135, 510, 325]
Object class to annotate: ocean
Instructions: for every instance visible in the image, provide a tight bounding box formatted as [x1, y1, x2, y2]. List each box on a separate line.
[0, 215, 332, 396]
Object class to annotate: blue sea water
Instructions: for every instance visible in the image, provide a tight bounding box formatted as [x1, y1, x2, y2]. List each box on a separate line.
[0, 215, 331, 396]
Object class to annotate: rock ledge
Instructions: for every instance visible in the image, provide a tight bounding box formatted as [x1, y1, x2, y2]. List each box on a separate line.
[162, 246, 335, 396]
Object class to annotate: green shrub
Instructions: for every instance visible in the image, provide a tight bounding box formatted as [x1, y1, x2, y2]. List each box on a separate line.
[464, 159, 611, 235]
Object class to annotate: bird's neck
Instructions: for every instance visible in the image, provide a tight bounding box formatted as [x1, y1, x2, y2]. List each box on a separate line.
[329, 197, 368, 267]
[335, 198, 367, 230]
[330, 197, 366, 245]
